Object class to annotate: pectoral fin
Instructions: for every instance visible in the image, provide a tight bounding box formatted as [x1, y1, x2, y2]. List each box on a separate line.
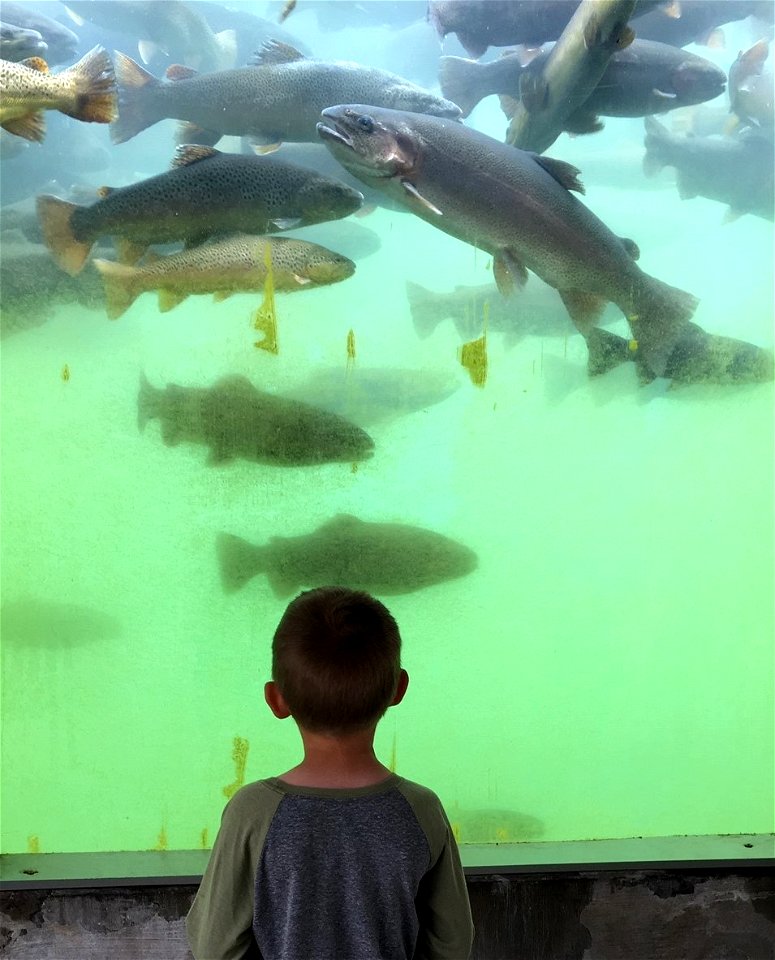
[558, 289, 607, 333]
[401, 180, 443, 216]
[493, 250, 528, 296]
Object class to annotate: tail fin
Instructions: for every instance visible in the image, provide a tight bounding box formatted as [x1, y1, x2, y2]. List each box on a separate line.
[111, 52, 161, 143]
[92, 258, 142, 319]
[216, 533, 266, 594]
[629, 274, 699, 378]
[36, 194, 92, 275]
[406, 280, 443, 339]
[642, 115, 672, 177]
[438, 56, 487, 118]
[137, 372, 161, 432]
[58, 45, 118, 124]
[586, 328, 637, 377]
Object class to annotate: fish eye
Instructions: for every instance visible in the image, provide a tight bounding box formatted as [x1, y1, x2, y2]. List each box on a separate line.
[356, 115, 374, 132]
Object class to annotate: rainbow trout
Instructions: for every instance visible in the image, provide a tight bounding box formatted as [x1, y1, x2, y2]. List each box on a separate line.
[0, 46, 117, 142]
[317, 104, 697, 377]
[93, 234, 355, 319]
[111, 40, 461, 147]
[37, 144, 363, 275]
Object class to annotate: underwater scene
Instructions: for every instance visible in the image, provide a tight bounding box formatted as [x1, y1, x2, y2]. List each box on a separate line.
[1, 0, 773, 857]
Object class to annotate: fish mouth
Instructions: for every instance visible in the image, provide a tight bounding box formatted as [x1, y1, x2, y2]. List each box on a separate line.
[316, 118, 354, 151]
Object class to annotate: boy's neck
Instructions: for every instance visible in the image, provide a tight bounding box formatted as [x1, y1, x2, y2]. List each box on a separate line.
[279, 725, 394, 788]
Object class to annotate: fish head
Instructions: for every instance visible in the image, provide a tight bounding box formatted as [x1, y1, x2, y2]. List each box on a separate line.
[300, 246, 356, 285]
[0, 22, 48, 60]
[317, 105, 421, 185]
[670, 57, 726, 105]
[295, 177, 364, 225]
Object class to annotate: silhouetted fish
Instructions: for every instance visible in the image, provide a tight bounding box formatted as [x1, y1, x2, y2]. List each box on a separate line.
[216, 515, 478, 595]
[138, 374, 374, 467]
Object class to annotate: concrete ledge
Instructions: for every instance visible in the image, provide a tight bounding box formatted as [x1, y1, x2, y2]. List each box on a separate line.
[2, 834, 773, 890]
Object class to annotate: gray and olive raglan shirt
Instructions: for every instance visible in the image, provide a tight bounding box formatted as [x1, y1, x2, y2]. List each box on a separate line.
[186, 774, 474, 960]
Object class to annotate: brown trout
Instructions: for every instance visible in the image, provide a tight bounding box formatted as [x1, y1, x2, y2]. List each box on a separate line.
[0, 46, 116, 142]
[93, 234, 355, 319]
[37, 144, 363, 275]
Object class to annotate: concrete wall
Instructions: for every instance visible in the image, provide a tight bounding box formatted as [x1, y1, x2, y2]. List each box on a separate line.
[2, 869, 774, 959]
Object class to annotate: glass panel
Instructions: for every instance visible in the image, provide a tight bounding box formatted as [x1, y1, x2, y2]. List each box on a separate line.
[1, 0, 773, 857]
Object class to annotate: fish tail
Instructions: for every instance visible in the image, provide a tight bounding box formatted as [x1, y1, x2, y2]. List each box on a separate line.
[58, 45, 118, 124]
[91, 258, 142, 319]
[585, 328, 636, 377]
[110, 52, 161, 143]
[216, 533, 267, 594]
[137, 372, 160, 432]
[642, 116, 673, 177]
[438, 56, 487, 118]
[405, 280, 442, 339]
[36, 194, 92, 275]
[628, 273, 699, 378]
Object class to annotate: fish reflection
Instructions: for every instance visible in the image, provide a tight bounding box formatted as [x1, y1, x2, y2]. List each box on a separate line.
[1, 598, 122, 647]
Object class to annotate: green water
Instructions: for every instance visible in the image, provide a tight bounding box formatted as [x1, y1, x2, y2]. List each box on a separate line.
[2, 165, 773, 855]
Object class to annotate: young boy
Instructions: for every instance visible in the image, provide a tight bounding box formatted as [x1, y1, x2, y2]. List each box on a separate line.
[186, 586, 474, 960]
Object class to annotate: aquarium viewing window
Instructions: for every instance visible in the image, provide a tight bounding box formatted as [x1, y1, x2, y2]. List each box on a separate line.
[1, 0, 773, 885]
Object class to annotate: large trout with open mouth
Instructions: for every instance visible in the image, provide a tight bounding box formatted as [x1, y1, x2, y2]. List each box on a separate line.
[318, 104, 696, 377]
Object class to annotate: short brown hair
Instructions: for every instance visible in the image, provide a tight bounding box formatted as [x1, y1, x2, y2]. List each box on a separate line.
[272, 586, 402, 734]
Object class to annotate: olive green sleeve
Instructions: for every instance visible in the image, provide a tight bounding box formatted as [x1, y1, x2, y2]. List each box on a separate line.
[397, 779, 474, 960]
[186, 782, 282, 960]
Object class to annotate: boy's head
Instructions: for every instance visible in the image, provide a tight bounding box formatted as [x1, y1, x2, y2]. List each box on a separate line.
[268, 586, 403, 735]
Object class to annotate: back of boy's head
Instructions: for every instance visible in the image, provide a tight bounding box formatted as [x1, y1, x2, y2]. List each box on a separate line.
[272, 586, 402, 734]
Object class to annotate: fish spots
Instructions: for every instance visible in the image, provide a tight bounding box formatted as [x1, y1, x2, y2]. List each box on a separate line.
[222, 736, 249, 799]
[253, 243, 278, 354]
[27, 834, 40, 853]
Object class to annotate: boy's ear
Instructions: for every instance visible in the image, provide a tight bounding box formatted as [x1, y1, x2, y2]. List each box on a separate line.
[265, 681, 292, 719]
[390, 669, 409, 706]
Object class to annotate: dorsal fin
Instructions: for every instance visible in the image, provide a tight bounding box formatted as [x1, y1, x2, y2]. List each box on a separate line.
[213, 375, 258, 395]
[171, 145, 220, 168]
[532, 154, 585, 194]
[250, 39, 306, 67]
[21, 56, 49, 73]
[166, 64, 198, 81]
[97, 185, 115, 198]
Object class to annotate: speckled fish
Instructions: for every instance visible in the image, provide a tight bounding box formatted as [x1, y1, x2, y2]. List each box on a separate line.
[64, 0, 237, 74]
[318, 104, 697, 377]
[138, 374, 374, 467]
[440, 39, 726, 123]
[643, 116, 774, 221]
[587, 323, 774, 385]
[427, 0, 664, 58]
[37, 144, 363, 275]
[0, 46, 117, 142]
[111, 40, 461, 147]
[0, 21, 47, 62]
[216, 515, 478, 595]
[93, 234, 355, 319]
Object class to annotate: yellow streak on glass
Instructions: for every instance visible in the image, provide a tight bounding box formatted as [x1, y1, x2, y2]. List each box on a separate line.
[200, 827, 209, 849]
[388, 733, 397, 773]
[451, 822, 461, 843]
[223, 736, 250, 799]
[153, 825, 168, 851]
[458, 301, 489, 388]
[27, 835, 40, 853]
[61, 364, 70, 382]
[252, 243, 278, 354]
[346, 328, 356, 372]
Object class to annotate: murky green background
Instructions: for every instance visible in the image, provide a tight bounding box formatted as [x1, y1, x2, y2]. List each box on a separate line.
[1, 0, 773, 855]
